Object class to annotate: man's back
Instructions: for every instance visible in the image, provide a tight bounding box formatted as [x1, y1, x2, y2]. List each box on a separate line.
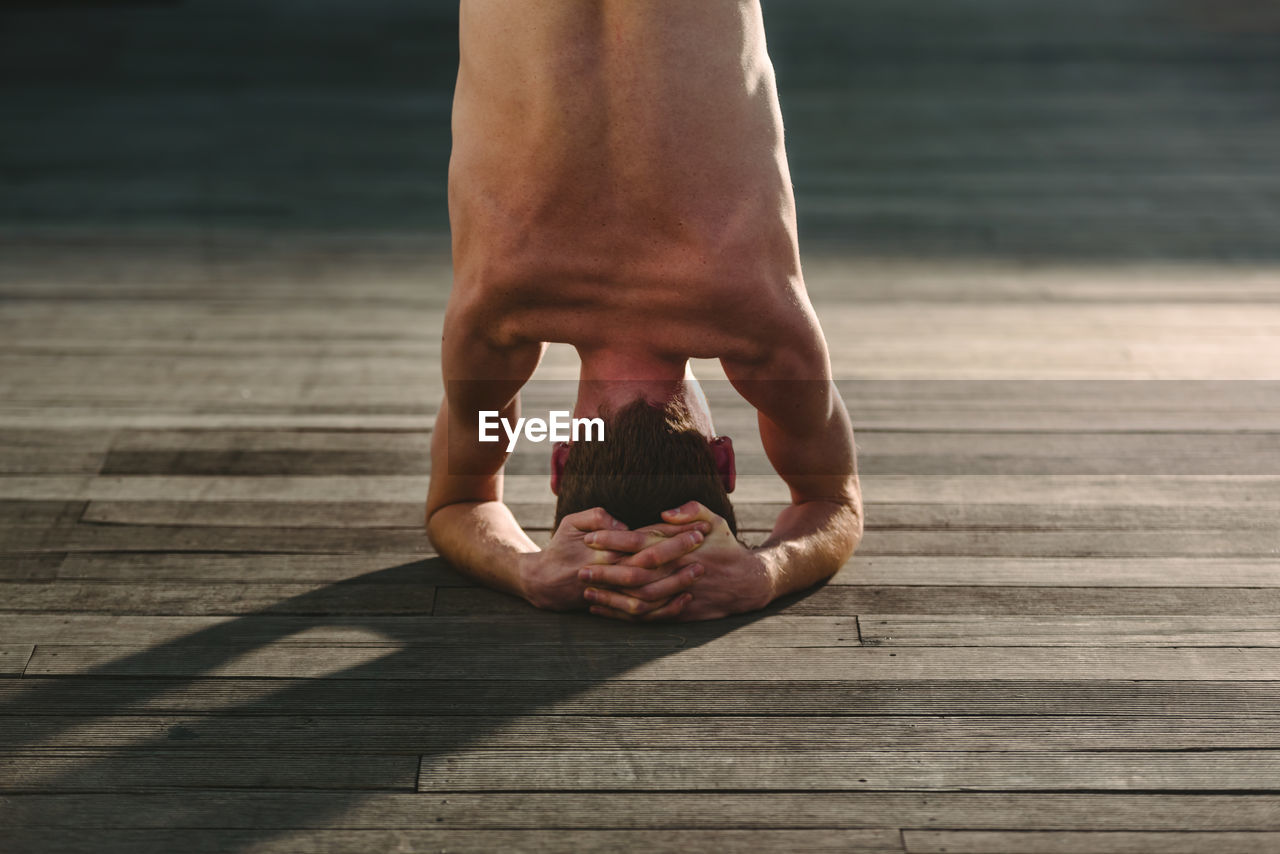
[449, 0, 805, 362]
[428, 2, 863, 622]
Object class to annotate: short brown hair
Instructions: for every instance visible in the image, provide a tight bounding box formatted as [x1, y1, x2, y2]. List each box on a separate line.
[554, 397, 737, 534]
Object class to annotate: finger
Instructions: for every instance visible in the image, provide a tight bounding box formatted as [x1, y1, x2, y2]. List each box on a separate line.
[631, 521, 713, 538]
[581, 559, 700, 592]
[563, 507, 628, 533]
[583, 548, 629, 566]
[660, 500, 717, 525]
[637, 592, 694, 621]
[578, 562, 672, 588]
[582, 529, 661, 554]
[625, 563, 704, 601]
[621, 529, 705, 569]
[583, 523, 704, 553]
[587, 603, 639, 622]
[590, 593, 693, 623]
[583, 585, 668, 617]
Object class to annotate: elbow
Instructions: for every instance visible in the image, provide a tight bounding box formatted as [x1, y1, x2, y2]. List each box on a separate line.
[837, 491, 864, 559]
[424, 498, 457, 550]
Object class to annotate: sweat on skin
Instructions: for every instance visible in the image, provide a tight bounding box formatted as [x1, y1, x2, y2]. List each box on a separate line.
[478, 410, 606, 452]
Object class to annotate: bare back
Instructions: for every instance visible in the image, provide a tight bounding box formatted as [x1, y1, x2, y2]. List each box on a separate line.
[449, 0, 809, 365]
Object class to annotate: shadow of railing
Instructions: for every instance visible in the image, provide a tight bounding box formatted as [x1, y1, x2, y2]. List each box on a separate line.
[0, 558, 815, 851]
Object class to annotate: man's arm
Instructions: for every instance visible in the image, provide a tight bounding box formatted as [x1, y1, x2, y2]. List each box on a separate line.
[424, 330, 545, 601]
[747, 386, 862, 598]
[723, 307, 863, 601]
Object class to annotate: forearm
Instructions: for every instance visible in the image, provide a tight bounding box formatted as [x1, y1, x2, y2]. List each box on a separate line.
[755, 494, 863, 600]
[426, 500, 538, 601]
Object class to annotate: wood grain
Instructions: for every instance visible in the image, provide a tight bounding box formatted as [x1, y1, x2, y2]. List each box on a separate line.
[7, 714, 1280, 752]
[435, 585, 1280, 617]
[860, 616, 1280, 647]
[5, 678, 1278, 717]
[418, 749, 1280, 791]
[0, 613, 858, 647]
[0, 646, 33, 677]
[0, 582, 437, 615]
[4, 792, 1280, 830]
[0, 752, 416, 792]
[22, 644, 1280, 681]
[0, 829, 903, 854]
[902, 830, 1280, 854]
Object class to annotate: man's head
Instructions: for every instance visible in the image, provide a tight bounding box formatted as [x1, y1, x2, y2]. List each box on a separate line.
[552, 396, 737, 533]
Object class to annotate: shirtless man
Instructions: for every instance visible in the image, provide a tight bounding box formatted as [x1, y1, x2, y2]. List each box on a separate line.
[426, 1, 862, 621]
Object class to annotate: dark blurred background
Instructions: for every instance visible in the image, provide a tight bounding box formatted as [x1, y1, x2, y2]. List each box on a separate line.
[2, 0, 1279, 260]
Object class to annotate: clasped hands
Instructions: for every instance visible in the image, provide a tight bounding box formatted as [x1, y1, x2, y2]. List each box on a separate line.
[520, 502, 774, 621]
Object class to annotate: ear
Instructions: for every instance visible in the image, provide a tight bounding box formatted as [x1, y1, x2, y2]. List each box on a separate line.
[550, 442, 571, 495]
[710, 435, 736, 494]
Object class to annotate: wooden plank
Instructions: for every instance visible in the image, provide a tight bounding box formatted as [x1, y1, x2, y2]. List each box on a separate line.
[0, 582, 436, 615]
[8, 714, 1280, 752]
[856, 431, 1280, 461]
[437, 584, 1280, 617]
[0, 430, 112, 451]
[3, 792, 1280, 831]
[5, 678, 1277, 717]
[0, 527, 76, 552]
[80, 499, 1280, 532]
[0, 501, 87, 526]
[0, 503, 88, 553]
[82, 500, 428, 529]
[419, 748, 1280, 792]
[849, 437, 1280, 477]
[99, 450, 430, 476]
[10, 474, 1280, 507]
[798, 258, 1280, 305]
[0, 829, 903, 854]
[0, 475, 439, 504]
[38, 524, 1280, 556]
[833, 557, 1280, 587]
[109, 431, 432, 452]
[809, 307, 1280, 382]
[782, 586, 1280, 616]
[846, 529, 1280, 558]
[0, 554, 63, 582]
[903, 830, 1280, 854]
[0, 450, 104, 474]
[0, 613, 858, 648]
[836, 378, 1279, 414]
[44, 524, 435, 554]
[55, 553, 462, 584]
[849, 503, 1280, 532]
[0, 646, 33, 677]
[846, 411, 1280, 431]
[862, 616, 1280, 647]
[23, 644, 1280, 681]
[847, 476, 1280, 508]
[0, 382, 438, 411]
[0, 751, 416, 792]
[0, 412, 437, 431]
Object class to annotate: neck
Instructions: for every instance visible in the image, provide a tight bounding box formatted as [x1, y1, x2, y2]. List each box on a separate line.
[573, 349, 680, 414]
[573, 349, 714, 436]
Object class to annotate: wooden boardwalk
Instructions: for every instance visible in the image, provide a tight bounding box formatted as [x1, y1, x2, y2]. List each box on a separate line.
[3, 1, 1280, 852]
